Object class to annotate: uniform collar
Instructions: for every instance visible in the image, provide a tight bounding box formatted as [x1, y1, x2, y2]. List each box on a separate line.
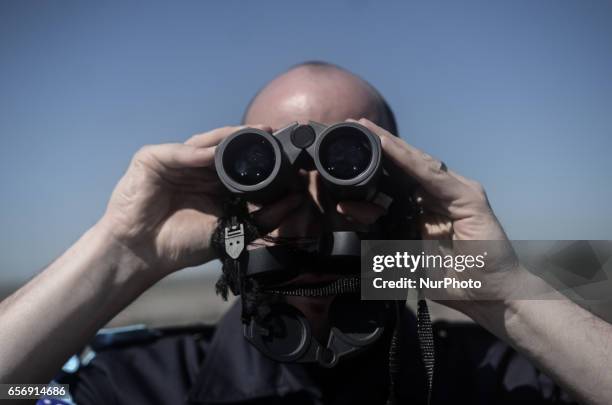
[188, 300, 427, 404]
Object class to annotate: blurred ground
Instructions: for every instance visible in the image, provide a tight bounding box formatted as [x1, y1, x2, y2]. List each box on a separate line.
[1, 268, 610, 329]
[0, 266, 472, 329]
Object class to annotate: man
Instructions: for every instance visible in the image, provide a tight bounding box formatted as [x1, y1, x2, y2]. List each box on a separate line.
[0, 62, 611, 404]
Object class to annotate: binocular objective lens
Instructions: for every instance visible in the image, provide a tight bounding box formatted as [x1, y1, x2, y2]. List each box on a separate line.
[320, 130, 372, 180]
[224, 137, 276, 186]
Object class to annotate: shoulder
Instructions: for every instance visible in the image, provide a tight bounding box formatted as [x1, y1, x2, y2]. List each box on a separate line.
[58, 324, 215, 405]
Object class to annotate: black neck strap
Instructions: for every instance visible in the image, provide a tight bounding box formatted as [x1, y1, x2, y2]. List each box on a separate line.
[222, 224, 435, 404]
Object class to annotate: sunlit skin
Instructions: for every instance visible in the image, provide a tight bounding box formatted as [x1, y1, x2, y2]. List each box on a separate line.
[243, 64, 393, 340]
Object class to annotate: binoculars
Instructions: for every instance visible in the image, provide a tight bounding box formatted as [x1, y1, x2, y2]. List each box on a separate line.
[214, 121, 383, 203]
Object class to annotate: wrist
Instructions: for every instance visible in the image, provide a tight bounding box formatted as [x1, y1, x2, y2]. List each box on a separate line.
[90, 219, 163, 286]
[95, 212, 218, 277]
[455, 266, 531, 341]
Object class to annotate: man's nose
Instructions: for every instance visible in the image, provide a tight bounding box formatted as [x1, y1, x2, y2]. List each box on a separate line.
[295, 168, 326, 213]
[293, 167, 370, 233]
[265, 169, 322, 239]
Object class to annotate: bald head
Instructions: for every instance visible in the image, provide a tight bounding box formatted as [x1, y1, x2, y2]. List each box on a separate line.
[243, 62, 397, 133]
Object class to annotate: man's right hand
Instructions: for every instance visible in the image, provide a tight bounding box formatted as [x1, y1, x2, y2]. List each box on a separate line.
[99, 127, 237, 276]
[99, 125, 304, 278]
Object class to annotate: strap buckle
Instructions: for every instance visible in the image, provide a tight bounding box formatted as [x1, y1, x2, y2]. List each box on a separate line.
[224, 223, 245, 259]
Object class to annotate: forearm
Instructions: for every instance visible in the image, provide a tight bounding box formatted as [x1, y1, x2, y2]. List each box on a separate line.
[0, 222, 158, 384]
[467, 271, 612, 405]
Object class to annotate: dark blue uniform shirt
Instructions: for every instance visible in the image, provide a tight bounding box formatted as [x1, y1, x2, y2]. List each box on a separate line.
[58, 302, 577, 404]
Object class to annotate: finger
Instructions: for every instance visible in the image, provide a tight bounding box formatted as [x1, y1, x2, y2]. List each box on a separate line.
[136, 143, 216, 169]
[167, 180, 228, 194]
[247, 124, 273, 133]
[185, 125, 272, 147]
[353, 118, 467, 201]
[250, 193, 305, 233]
[419, 213, 453, 240]
[185, 126, 243, 147]
[336, 201, 387, 225]
[162, 174, 225, 191]
[163, 167, 219, 183]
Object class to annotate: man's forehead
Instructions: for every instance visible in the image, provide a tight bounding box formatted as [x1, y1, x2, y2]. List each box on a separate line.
[243, 66, 383, 128]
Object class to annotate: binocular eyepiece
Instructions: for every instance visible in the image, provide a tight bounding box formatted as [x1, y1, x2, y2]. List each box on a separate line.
[214, 121, 382, 203]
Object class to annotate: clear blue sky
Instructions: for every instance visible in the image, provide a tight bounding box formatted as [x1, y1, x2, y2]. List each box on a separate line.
[1, 1, 611, 283]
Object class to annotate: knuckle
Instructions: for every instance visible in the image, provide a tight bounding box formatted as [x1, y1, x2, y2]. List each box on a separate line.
[468, 180, 488, 204]
[421, 151, 434, 162]
[379, 133, 392, 148]
[187, 133, 203, 143]
[135, 145, 154, 159]
[422, 154, 443, 175]
[132, 145, 160, 169]
[470, 180, 485, 194]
